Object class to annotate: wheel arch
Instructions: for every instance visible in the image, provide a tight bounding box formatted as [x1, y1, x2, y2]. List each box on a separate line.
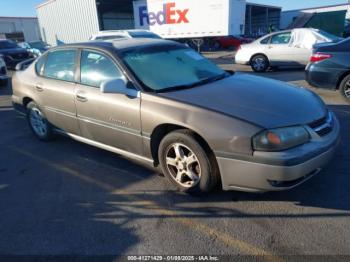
[23, 97, 34, 108]
[336, 70, 350, 90]
[150, 123, 216, 167]
[250, 53, 269, 64]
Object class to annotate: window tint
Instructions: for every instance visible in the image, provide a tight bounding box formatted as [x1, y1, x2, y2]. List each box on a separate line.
[95, 35, 125, 40]
[270, 32, 291, 44]
[260, 36, 270, 44]
[35, 55, 46, 76]
[80, 50, 124, 88]
[44, 50, 77, 81]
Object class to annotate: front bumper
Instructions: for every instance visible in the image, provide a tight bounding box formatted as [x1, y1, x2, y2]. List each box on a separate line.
[217, 113, 340, 192]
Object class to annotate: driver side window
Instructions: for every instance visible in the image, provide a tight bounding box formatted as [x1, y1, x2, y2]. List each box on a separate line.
[80, 50, 124, 88]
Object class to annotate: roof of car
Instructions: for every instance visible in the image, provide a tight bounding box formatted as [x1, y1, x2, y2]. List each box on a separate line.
[52, 38, 182, 52]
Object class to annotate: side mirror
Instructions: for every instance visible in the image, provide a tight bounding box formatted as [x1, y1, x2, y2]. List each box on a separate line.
[101, 78, 140, 98]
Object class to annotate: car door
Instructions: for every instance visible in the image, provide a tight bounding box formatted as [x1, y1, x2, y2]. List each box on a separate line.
[75, 49, 143, 155]
[264, 31, 297, 65]
[36, 49, 80, 134]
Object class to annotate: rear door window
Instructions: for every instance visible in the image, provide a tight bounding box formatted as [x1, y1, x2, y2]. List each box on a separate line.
[43, 49, 77, 82]
[270, 32, 292, 45]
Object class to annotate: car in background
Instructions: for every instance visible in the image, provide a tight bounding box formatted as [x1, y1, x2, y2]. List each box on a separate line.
[90, 30, 162, 41]
[18, 41, 51, 58]
[0, 39, 31, 69]
[213, 35, 253, 50]
[0, 56, 8, 87]
[306, 37, 350, 103]
[235, 28, 342, 72]
[12, 39, 340, 194]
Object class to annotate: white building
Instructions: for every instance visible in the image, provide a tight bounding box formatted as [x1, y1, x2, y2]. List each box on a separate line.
[281, 3, 350, 30]
[0, 16, 41, 42]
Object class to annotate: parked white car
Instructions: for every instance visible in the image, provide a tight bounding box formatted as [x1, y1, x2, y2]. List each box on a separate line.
[235, 28, 342, 72]
[90, 30, 162, 41]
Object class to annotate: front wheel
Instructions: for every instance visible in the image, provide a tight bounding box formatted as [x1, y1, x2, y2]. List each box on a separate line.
[339, 75, 350, 103]
[158, 130, 219, 194]
[26, 101, 54, 141]
[250, 55, 269, 72]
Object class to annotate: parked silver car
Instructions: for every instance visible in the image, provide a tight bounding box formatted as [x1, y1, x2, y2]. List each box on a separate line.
[12, 39, 340, 193]
[235, 28, 342, 72]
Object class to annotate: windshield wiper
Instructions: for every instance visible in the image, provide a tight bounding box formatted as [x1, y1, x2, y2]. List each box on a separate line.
[157, 73, 229, 93]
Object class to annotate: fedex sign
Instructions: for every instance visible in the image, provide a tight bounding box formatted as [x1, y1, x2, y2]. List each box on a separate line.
[139, 3, 189, 26]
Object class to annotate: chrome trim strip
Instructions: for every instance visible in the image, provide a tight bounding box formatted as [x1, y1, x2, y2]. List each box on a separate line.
[45, 106, 76, 118]
[54, 129, 154, 164]
[78, 115, 141, 137]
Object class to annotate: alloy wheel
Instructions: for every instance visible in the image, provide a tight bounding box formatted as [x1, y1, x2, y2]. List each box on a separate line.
[253, 57, 266, 71]
[344, 80, 350, 98]
[29, 107, 48, 137]
[165, 143, 202, 188]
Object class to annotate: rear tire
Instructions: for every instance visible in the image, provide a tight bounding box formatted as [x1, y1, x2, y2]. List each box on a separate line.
[250, 55, 269, 73]
[339, 74, 350, 104]
[158, 130, 219, 194]
[26, 101, 54, 141]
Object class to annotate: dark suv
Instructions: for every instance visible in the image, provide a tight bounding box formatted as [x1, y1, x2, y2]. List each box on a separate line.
[0, 40, 31, 69]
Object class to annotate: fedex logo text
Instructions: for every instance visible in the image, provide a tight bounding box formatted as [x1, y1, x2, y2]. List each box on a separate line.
[139, 3, 189, 26]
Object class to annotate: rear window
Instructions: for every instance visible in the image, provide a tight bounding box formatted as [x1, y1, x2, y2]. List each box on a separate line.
[129, 32, 161, 39]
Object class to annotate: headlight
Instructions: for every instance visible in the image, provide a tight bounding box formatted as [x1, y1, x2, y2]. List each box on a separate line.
[253, 126, 310, 152]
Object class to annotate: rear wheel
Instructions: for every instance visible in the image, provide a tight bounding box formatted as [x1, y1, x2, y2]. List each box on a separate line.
[158, 130, 219, 194]
[26, 101, 54, 141]
[339, 75, 350, 103]
[250, 55, 269, 73]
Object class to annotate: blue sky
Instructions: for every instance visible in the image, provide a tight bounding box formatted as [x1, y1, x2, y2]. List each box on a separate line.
[0, 0, 348, 17]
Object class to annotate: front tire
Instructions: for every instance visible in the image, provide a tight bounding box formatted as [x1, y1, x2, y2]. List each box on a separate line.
[158, 130, 219, 194]
[339, 74, 350, 103]
[250, 55, 269, 72]
[26, 101, 54, 141]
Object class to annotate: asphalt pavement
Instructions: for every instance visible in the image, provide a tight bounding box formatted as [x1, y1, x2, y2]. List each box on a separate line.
[0, 56, 349, 259]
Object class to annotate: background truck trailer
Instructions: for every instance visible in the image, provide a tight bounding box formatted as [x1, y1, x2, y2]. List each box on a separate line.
[133, 0, 246, 39]
[36, 0, 280, 47]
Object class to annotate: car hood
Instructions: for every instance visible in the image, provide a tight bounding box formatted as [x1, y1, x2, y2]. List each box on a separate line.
[159, 73, 327, 129]
[0, 47, 28, 55]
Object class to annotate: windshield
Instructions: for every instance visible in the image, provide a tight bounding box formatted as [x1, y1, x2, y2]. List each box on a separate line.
[121, 45, 227, 92]
[129, 32, 161, 39]
[0, 40, 19, 49]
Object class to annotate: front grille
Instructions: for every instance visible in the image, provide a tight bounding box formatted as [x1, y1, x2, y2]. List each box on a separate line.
[309, 112, 334, 137]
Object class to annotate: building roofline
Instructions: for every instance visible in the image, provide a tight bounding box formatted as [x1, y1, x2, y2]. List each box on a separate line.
[283, 3, 350, 13]
[0, 16, 37, 19]
[36, 0, 56, 9]
[247, 2, 282, 10]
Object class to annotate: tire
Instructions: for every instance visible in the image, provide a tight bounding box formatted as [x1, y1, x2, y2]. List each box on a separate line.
[158, 130, 219, 194]
[339, 74, 350, 104]
[26, 101, 54, 141]
[250, 55, 269, 73]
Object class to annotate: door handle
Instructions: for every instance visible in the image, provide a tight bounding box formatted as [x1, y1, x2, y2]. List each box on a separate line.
[76, 92, 88, 102]
[35, 85, 44, 92]
[268, 46, 273, 49]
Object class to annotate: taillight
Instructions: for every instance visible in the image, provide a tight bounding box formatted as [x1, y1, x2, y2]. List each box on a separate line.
[310, 53, 332, 63]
